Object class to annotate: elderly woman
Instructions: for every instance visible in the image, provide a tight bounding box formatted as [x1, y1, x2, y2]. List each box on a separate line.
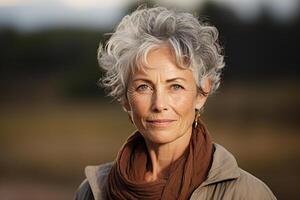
[75, 6, 276, 200]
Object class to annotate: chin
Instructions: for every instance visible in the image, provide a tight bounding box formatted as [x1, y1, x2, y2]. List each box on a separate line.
[142, 129, 182, 145]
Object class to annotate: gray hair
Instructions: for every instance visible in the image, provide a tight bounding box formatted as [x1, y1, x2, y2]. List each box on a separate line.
[98, 6, 225, 102]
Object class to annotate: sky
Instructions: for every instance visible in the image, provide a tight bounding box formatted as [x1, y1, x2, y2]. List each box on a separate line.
[0, 0, 299, 32]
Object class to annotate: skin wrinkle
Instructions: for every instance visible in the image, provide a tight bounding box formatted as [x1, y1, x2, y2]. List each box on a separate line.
[123, 47, 211, 181]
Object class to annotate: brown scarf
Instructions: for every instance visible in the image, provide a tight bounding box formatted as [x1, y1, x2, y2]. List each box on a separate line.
[104, 120, 213, 200]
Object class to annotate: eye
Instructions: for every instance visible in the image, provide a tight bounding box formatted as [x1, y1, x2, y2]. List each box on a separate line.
[136, 84, 151, 92]
[171, 84, 184, 91]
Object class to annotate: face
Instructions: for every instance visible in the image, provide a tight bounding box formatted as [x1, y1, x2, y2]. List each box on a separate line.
[124, 47, 209, 145]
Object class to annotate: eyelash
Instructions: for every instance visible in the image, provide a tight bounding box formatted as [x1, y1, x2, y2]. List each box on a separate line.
[136, 84, 151, 91]
[136, 84, 184, 92]
[171, 84, 184, 91]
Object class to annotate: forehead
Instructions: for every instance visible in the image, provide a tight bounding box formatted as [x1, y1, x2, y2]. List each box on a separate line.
[132, 47, 194, 79]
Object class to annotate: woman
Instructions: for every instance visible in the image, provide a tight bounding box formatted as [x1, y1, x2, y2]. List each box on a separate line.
[75, 6, 277, 200]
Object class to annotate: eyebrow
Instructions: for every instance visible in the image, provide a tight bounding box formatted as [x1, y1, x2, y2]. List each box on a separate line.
[166, 77, 187, 82]
[132, 77, 187, 83]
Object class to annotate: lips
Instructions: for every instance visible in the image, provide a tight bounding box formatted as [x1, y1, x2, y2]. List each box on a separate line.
[147, 119, 175, 122]
[146, 119, 176, 127]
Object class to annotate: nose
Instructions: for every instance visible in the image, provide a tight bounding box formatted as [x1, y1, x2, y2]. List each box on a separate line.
[151, 88, 168, 112]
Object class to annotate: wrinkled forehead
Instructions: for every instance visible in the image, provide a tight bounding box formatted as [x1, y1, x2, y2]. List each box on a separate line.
[130, 46, 194, 79]
[132, 64, 194, 81]
[132, 45, 189, 72]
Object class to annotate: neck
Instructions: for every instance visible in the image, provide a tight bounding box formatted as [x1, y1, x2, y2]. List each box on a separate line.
[144, 128, 192, 182]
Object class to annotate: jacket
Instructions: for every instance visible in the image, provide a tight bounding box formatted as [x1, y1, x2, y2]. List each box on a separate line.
[74, 143, 277, 200]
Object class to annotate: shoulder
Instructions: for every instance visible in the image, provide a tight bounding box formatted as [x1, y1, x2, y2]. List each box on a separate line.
[74, 179, 94, 200]
[191, 143, 277, 200]
[200, 168, 277, 200]
[233, 168, 277, 199]
[74, 162, 114, 200]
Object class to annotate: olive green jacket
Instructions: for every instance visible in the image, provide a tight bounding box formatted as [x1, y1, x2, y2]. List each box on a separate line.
[74, 143, 277, 200]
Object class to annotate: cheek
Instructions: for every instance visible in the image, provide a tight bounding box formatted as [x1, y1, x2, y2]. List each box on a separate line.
[169, 93, 197, 118]
[128, 92, 151, 117]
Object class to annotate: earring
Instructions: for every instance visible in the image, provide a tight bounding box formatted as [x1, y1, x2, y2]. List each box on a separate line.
[193, 108, 201, 128]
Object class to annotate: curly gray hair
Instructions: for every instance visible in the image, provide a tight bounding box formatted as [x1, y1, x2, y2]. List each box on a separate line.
[98, 6, 225, 102]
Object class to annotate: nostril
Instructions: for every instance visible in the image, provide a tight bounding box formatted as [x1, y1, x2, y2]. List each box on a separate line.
[151, 89, 168, 112]
[151, 100, 168, 112]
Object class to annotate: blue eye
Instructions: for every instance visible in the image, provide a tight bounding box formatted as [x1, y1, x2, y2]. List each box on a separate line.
[171, 84, 184, 91]
[137, 84, 150, 91]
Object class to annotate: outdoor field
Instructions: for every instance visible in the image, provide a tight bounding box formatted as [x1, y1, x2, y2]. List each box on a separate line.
[1, 1, 299, 199]
[1, 81, 299, 199]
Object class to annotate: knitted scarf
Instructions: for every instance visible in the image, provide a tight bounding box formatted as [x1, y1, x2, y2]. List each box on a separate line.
[105, 120, 213, 200]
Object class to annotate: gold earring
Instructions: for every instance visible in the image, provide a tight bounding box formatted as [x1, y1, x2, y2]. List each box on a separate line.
[193, 109, 201, 128]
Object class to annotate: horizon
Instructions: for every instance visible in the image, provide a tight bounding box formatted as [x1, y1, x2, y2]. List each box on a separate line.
[0, 0, 299, 32]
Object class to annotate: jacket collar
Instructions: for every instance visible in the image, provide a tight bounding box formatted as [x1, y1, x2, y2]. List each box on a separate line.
[85, 143, 240, 200]
[85, 162, 113, 200]
[200, 143, 240, 187]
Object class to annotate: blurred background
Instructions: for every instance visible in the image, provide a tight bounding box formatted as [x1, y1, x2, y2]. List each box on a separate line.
[0, 0, 299, 199]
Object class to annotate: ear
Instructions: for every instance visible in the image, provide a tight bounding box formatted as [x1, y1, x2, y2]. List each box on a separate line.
[121, 98, 131, 112]
[195, 77, 211, 109]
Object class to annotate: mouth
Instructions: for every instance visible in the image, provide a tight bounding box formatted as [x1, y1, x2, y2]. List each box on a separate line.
[146, 119, 176, 127]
